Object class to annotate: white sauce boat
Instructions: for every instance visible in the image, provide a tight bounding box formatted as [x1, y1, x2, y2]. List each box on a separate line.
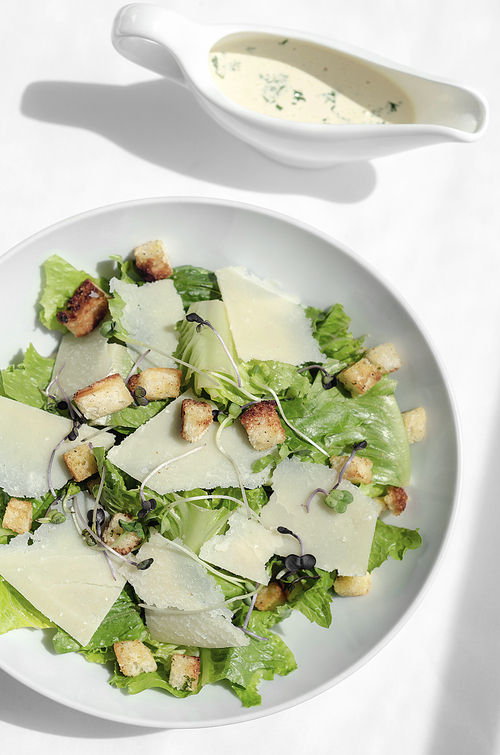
[112, 3, 488, 168]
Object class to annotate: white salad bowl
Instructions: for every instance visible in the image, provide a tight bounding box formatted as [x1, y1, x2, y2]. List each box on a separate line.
[0, 197, 460, 728]
[112, 3, 487, 168]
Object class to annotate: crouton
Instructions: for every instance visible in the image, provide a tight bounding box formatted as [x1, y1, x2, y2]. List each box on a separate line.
[114, 640, 157, 677]
[128, 367, 181, 401]
[56, 279, 109, 337]
[134, 240, 173, 281]
[102, 513, 141, 556]
[365, 343, 402, 374]
[169, 653, 201, 692]
[73, 373, 133, 420]
[402, 407, 427, 444]
[2, 498, 33, 535]
[338, 358, 382, 396]
[240, 401, 286, 451]
[180, 398, 213, 443]
[255, 582, 287, 612]
[63, 443, 98, 482]
[330, 454, 373, 485]
[334, 573, 371, 597]
[379, 486, 408, 516]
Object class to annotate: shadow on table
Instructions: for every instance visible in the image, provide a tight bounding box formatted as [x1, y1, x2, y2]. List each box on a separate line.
[426, 396, 500, 755]
[20, 79, 376, 203]
[0, 668, 163, 737]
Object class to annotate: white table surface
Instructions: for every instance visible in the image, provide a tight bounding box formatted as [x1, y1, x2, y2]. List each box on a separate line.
[0, 1, 498, 753]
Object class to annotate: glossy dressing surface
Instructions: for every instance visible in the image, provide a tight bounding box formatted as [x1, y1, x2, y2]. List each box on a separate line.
[209, 33, 414, 125]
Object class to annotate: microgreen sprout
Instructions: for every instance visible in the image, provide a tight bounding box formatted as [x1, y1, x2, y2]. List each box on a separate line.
[239, 584, 268, 641]
[99, 324, 220, 387]
[139, 587, 260, 615]
[334, 440, 368, 488]
[71, 495, 153, 573]
[276, 526, 317, 581]
[47, 420, 83, 500]
[125, 349, 151, 383]
[36, 509, 66, 525]
[297, 364, 338, 390]
[138, 497, 157, 519]
[215, 416, 252, 519]
[185, 312, 242, 388]
[139, 446, 206, 507]
[132, 385, 149, 407]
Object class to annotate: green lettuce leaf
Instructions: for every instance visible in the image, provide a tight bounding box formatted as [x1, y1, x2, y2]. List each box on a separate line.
[39, 254, 108, 333]
[52, 585, 148, 655]
[286, 569, 334, 628]
[282, 374, 411, 486]
[368, 518, 422, 572]
[0, 344, 54, 408]
[171, 265, 221, 309]
[307, 302, 365, 362]
[0, 575, 55, 634]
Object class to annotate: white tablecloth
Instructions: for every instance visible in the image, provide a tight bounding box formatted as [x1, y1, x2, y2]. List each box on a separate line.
[0, 1, 498, 753]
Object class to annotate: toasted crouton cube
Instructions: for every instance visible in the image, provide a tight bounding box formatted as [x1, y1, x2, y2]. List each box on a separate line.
[255, 582, 287, 612]
[169, 654, 201, 692]
[379, 486, 408, 516]
[63, 443, 98, 482]
[56, 279, 109, 337]
[365, 343, 402, 374]
[330, 454, 373, 485]
[114, 640, 157, 677]
[180, 398, 213, 443]
[240, 401, 286, 451]
[128, 367, 181, 401]
[402, 407, 427, 444]
[134, 240, 173, 281]
[2, 498, 33, 534]
[73, 373, 133, 420]
[102, 513, 141, 555]
[338, 358, 382, 396]
[334, 573, 371, 597]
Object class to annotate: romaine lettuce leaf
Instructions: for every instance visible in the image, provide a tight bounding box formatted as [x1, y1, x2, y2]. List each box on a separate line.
[171, 265, 221, 309]
[307, 302, 365, 362]
[0, 575, 55, 634]
[39, 254, 108, 333]
[0, 343, 54, 409]
[281, 374, 411, 486]
[368, 518, 422, 571]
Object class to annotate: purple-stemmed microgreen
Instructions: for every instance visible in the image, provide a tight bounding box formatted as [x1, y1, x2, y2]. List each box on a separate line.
[297, 364, 338, 390]
[305, 439, 367, 514]
[100, 324, 221, 387]
[71, 495, 153, 573]
[276, 526, 317, 581]
[125, 349, 151, 384]
[239, 584, 268, 642]
[185, 312, 242, 388]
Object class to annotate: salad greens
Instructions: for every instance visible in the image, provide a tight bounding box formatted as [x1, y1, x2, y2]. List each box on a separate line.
[0, 252, 422, 707]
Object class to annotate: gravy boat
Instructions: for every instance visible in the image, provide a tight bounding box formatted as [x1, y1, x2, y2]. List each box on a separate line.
[112, 3, 488, 168]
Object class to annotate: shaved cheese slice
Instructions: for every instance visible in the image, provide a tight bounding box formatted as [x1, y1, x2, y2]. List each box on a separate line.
[109, 278, 184, 369]
[0, 511, 125, 645]
[0, 396, 115, 498]
[260, 457, 378, 575]
[199, 510, 283, 584]
[51, 328, 113, 399]
[107, 391, 271, 494]
[120, 533, 249, 648]
[215, 266, 323, 365]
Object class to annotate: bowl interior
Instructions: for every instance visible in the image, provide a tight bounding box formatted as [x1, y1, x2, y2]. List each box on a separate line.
[0, 197, 459, 727]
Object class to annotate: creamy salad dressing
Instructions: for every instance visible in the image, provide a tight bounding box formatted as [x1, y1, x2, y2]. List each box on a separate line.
[209, 34, 414, 125]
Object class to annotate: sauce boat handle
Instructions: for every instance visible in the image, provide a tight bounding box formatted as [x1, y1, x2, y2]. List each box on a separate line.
[112, 3, 188, 86]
